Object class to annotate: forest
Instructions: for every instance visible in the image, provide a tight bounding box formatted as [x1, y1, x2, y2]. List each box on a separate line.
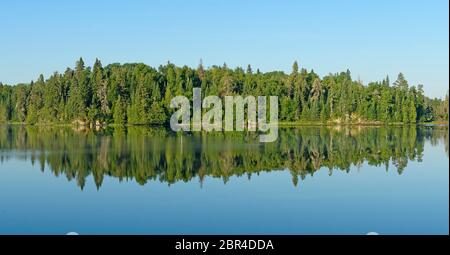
[0, 58, 448, 125]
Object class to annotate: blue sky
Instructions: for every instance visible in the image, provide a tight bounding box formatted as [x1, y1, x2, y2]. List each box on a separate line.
[0, 0, 448, 98]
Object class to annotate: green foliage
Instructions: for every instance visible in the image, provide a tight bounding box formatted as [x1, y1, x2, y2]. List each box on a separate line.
[113, 96, 127, 125]
[0, 59, 448, 125]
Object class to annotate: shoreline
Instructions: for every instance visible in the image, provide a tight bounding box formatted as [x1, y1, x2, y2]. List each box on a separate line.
[1, 121, 448, 128]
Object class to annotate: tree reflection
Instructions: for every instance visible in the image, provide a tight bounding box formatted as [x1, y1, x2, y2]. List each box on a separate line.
[0, 125, 447, 189]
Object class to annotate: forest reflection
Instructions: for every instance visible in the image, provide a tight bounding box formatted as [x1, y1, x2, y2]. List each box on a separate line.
[0, 125, 448, 189]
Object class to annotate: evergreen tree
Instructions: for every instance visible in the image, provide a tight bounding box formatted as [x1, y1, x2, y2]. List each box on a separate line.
[113, 96, 127, 125]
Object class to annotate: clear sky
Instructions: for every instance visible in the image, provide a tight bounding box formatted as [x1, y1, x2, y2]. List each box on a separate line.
[0, 0, 448, 98]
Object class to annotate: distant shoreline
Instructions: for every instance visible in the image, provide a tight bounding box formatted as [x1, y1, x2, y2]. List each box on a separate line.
[1, 121, 448, 128]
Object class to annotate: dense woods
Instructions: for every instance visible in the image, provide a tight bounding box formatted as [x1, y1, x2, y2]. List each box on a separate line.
[0, 58, 448, 125]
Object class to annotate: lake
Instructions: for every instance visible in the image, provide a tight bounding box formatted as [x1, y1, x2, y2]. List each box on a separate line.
[0, 125, 448, 234]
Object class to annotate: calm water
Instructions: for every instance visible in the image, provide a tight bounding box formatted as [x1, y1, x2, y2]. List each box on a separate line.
[0, 125, 448, 234]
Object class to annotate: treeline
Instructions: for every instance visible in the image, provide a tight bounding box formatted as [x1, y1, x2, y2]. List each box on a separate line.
[0, 125, 447, 189]
[0, 58, 448, 125]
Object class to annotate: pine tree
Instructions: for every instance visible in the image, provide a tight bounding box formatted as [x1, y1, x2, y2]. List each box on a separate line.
[26, 77, 45, 123]
[409, 96, 417, 123]
[12, 85, 28, 122]
[380, 88, 392, 122]
[42, 72, 63, 122]
[113, 96, 127, 125]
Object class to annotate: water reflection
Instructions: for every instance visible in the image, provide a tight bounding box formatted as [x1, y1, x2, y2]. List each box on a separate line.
[0, 125, 448, 189]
